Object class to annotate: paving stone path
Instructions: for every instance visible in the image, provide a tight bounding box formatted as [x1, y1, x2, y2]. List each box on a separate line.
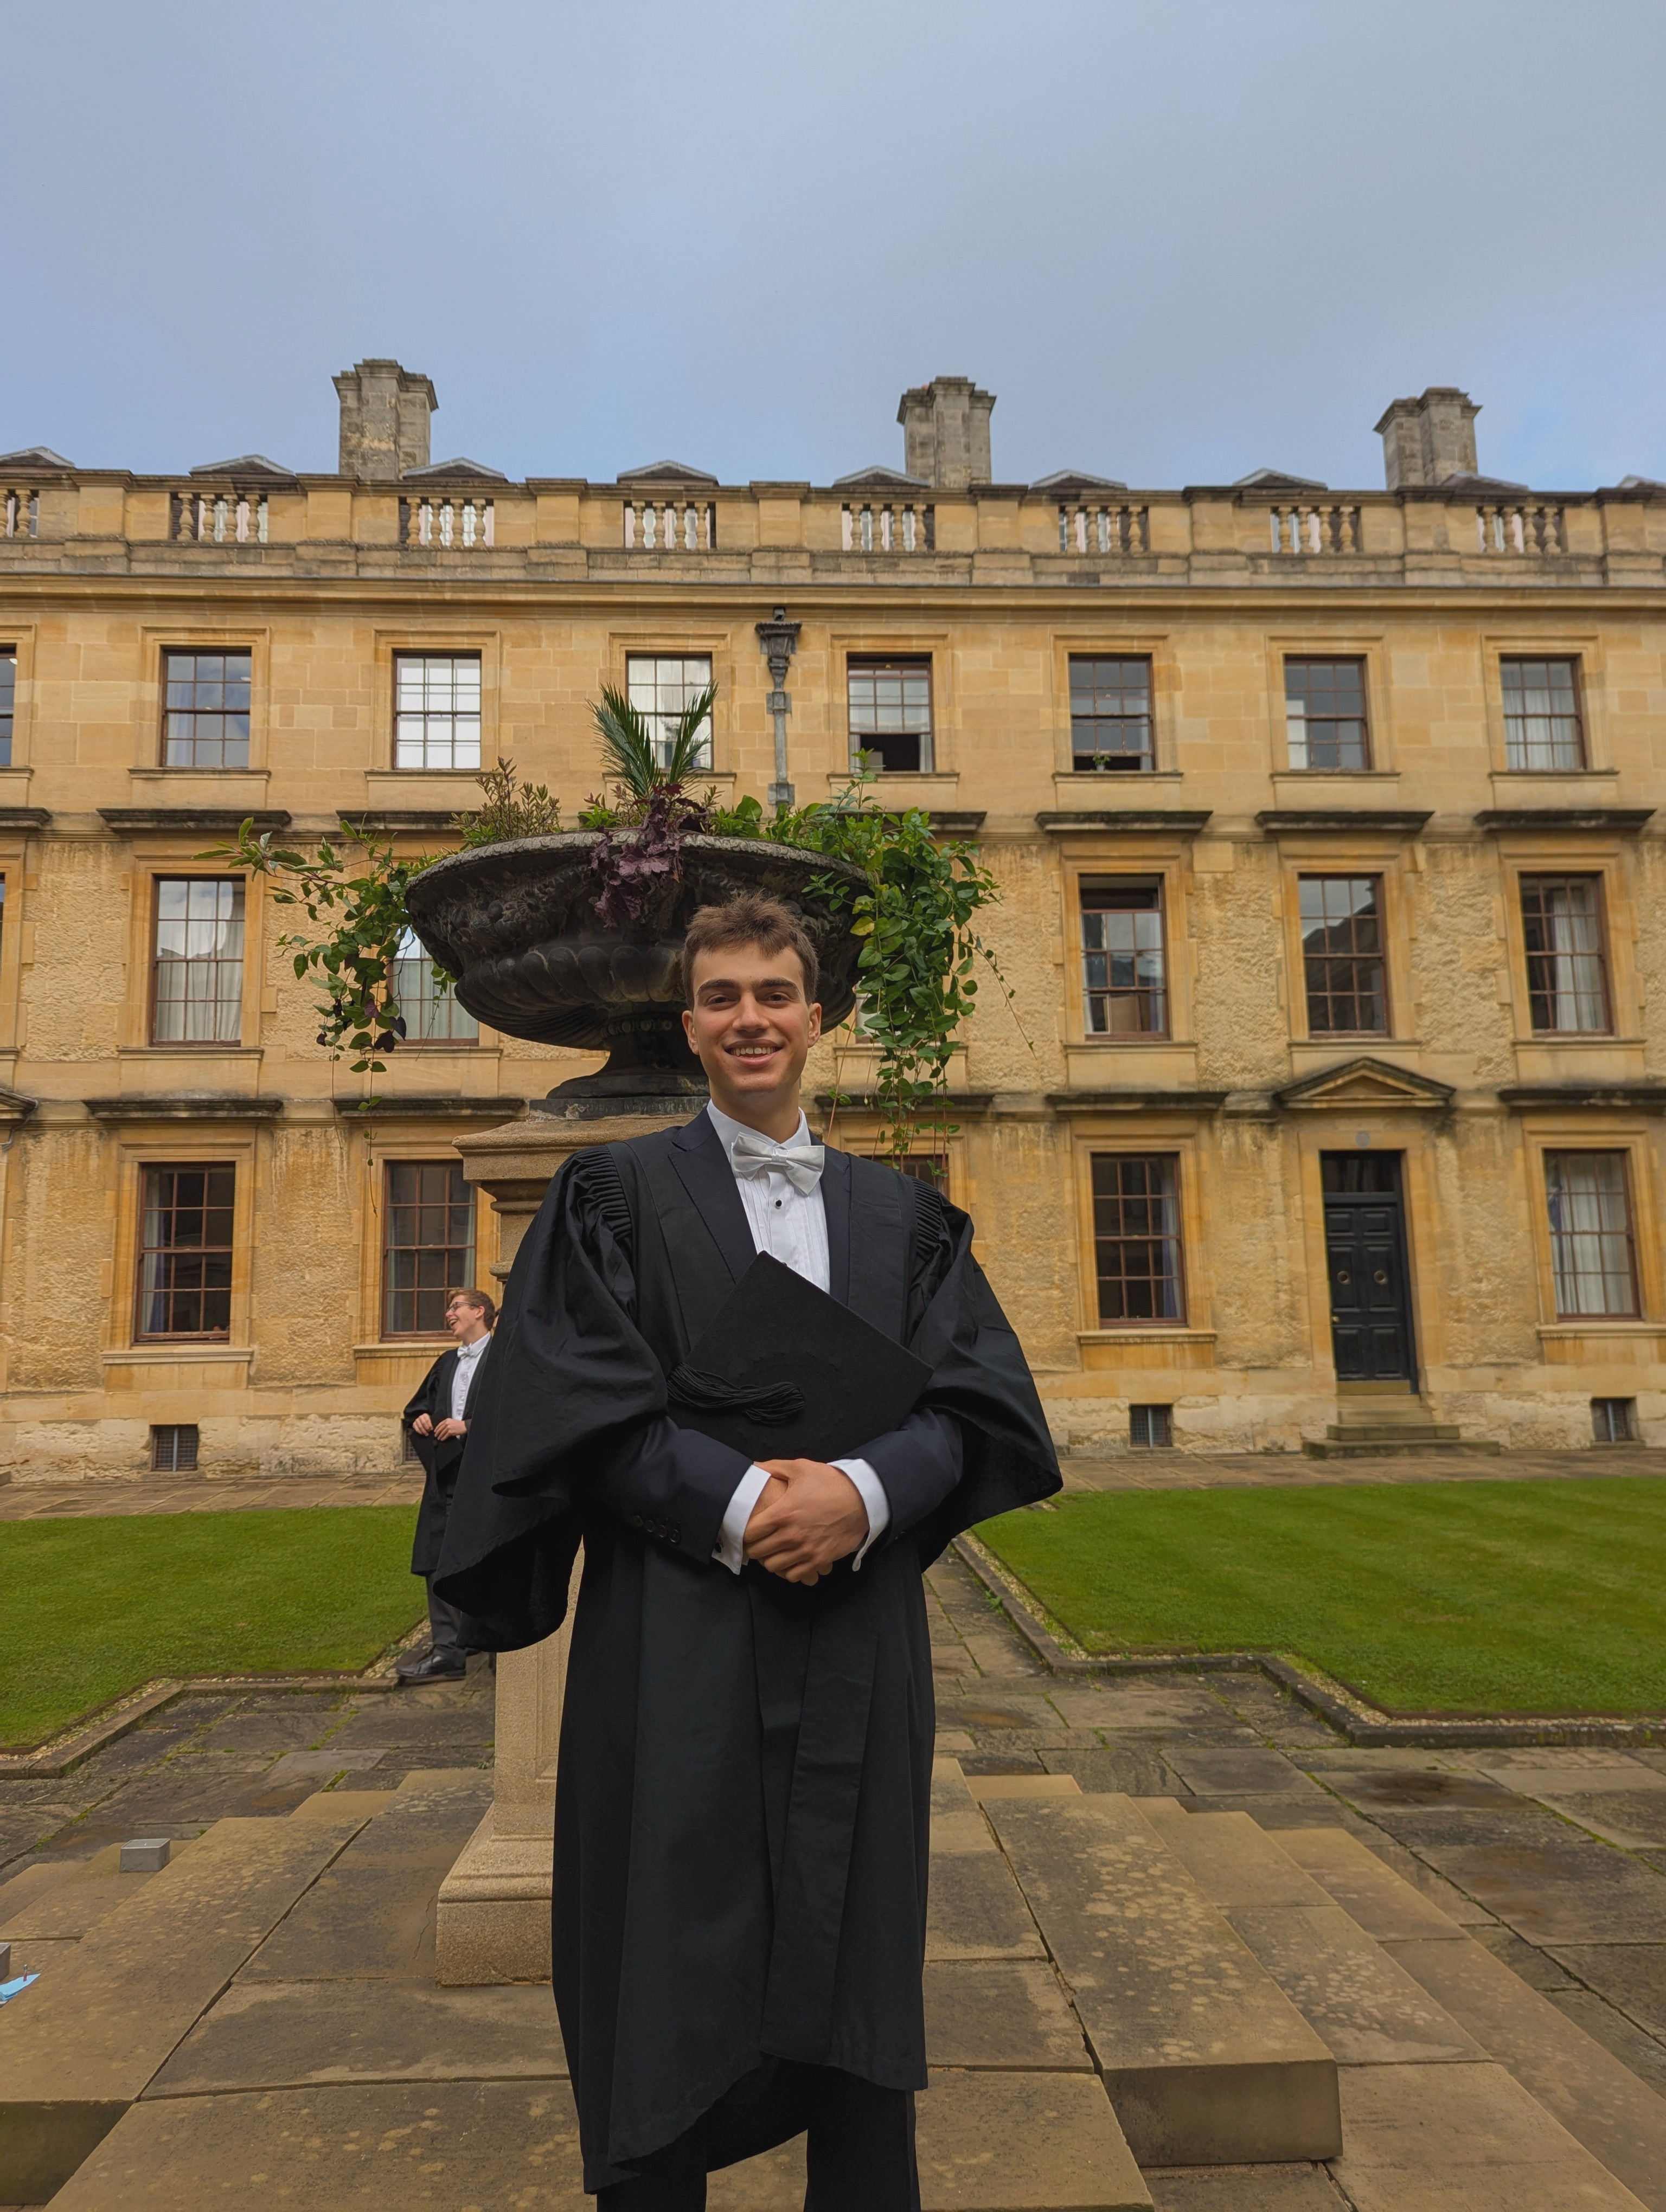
[3, 1468, 1666, 2205]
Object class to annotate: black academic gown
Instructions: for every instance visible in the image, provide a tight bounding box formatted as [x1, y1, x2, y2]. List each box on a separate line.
[402, 1340, 492, 1578]
[435, 1113, 1060, 2191]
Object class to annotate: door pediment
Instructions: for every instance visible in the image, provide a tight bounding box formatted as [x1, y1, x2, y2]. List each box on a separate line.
[1277, 1057, 1454, 1113]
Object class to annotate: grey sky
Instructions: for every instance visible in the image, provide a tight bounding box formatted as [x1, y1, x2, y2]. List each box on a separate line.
[7, 0, 1665, 492]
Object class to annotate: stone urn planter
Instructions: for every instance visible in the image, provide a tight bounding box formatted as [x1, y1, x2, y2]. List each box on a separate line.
[405, 832, 869, 1112]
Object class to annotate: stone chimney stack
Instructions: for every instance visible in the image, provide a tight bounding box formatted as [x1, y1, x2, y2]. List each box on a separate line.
[1374, 387, 1480, 489]
[897, 376, 995, 488]
[334, 359, 438, 479]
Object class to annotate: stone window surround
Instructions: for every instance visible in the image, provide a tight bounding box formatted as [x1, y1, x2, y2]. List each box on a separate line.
[1049, 631, 1174, 779]
[1523, 1126, 1660, 1328]
[132, 626, 270, 776]
[373, 627, 499, 777]
[104, 1133, 257, 1356]
[1479, 631, 1606, 776]
[1276, 845, 1413, 1049]
[1059, 848, 1196, 1049]
[606, 627, 736, 785]
[1260, 631, 1391, 776]
[1068, 1127, 1212, 1343]
[1495, 843, 1641, 1047]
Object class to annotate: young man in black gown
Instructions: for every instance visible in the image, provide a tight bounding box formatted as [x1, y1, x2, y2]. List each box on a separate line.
[438, 895, 1060, 2209]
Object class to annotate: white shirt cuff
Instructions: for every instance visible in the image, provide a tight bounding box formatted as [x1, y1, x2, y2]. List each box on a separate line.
[714, 1463, 773, 1574]
[831, 1457, 889, 1569]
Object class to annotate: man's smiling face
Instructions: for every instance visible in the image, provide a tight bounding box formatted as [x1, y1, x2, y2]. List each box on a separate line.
[682, 938, 822, 1133]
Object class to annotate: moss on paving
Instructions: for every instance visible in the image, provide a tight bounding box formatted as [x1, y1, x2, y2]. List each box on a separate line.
[979, 1476, 1666, 1716]
[1, 1506, 424, 1749]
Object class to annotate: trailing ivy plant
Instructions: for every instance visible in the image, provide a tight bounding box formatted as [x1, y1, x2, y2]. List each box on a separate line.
[208, 726, 1017, 1150]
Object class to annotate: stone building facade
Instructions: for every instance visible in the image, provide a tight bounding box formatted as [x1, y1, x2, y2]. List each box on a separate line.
[0, 364, 1662, 1477]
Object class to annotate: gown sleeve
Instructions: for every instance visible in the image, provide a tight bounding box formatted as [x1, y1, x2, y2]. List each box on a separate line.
[895, 1179, 1063, 1564]
[433, 1148, 752, 1648]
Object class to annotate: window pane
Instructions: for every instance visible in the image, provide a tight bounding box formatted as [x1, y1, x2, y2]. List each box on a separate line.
[1080, 880, 1167, 1035]
[383, 1160, 476, 1335]
[1092, 1154, 1184, 1323]
[847, 659, 931, 774]
[392, 927, 479, 1043]
[0, 649, 15, 768]
[1522, 877, 1610, 1033]
[624, 653, 715, 771]
[1299, 876, 1387, 1033]
[152, 878, 244, 1043]
[159, 650, 252, 769]
[391, 652, 484, 772]
[1284, 658, 1369, 771]
[1545, 1153, 1637, 1317]
[1069, 654, 1153, 771]
[1502, 656, 1584, 770]
[136, 1163, 235, 1338]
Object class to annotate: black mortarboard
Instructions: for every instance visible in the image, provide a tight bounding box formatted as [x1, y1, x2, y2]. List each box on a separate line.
[666, 1252, 931, 1463]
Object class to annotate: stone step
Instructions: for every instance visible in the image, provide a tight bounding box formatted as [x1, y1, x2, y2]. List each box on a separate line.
[1135, 1804, 1487, 2067]
[1327, 1420, 1465, 1441]
[1277, 1825, 1666, 2212]
[927, 1759, 1048, 1964]
[0, 1804, 376, 2203]
[1305, 1433, 1502, 1458]
[50, 2068, 1156, 2212]
[982, 1792, 1342, 2166]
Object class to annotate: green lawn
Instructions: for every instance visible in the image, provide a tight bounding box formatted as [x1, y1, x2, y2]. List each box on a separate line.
[978, 1477, 1666, 1716]
[1, 1506, 426, 1750]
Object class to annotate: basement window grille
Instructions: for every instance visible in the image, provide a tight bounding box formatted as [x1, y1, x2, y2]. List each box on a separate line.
[1591, 1397, 1636, 1445]
[151, 1423, 200, 1472]
[1129, 1404, 1173, 1449]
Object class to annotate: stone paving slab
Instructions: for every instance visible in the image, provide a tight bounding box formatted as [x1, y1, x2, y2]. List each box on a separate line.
[1375, 1810, 1666, 1942]
[0, 1473, 422, 1519]
[704, 2071, 1152, 2211]
[146, 1979, 567, 2094]
[0, 1808, 372, 2202]
[1548, 1946, 1666, 2042]
[1526, 1792, 1666, 1850]
[924, 1961, 1093, 2070]
[1329, 2059, 1652, 2211]
[1275, 1828, 1471, 1942]
[986, 1795, 1340, 2166]
[1311, 1767, 1526, 1814]
[45, 2080, 588, 2210]
[1144, 2168, 1350, 2209]
[1160, 1748, 1328, 1799]
[926, 1847, 1048, 1961]
[1386, 1937, 1666, 2212]
[241, 1771, 492, 1982]
[1226, 1905, 1485, 2066]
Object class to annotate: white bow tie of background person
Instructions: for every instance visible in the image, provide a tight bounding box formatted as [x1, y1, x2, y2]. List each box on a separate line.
[678, 930, 889, 1589]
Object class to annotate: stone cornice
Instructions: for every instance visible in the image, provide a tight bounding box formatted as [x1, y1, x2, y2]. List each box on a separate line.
[1474, 808, 1655, 834]
[82, 1095, 285, 1121]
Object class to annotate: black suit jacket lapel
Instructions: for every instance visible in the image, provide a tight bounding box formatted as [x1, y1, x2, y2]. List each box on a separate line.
[667, 1113, 759, 1284]
[821, 1147, 851, 1307]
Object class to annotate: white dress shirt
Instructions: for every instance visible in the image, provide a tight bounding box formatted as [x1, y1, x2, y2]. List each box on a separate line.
[449, 1333, 489, 1423]
[703, 1101, 890, 1574]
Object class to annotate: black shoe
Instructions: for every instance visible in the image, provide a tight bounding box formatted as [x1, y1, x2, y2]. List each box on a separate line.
[396, 1646, 467, 1683]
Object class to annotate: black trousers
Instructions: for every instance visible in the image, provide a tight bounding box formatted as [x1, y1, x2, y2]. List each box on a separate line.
[426, 1577, 469, 1655]
[597, 2059, 919, 2212]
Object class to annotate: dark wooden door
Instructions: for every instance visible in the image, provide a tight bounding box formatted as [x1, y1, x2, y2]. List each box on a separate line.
[1322, 1153, 1413, 1383]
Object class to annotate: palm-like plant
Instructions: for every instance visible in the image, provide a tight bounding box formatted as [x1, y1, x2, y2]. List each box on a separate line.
[591, 684, 717, 798]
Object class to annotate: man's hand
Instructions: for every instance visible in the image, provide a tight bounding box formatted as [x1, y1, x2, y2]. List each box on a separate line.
[433, 1417, 468, 1442]
[743, 1459, 869, 1585]
[411, 1413, 435, 1437]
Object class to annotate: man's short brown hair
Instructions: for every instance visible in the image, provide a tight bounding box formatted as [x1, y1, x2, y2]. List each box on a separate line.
[446, 1287, 496, 1329]
[682, 895, 819, 1006]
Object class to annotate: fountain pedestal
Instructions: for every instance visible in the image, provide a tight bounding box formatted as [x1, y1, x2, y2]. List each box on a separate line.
[433, 1104, 682, 1986]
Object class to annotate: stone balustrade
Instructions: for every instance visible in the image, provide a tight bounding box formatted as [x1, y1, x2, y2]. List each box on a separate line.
[170, 491, 269, 544]
[622, 498, 715, 550]
[1476, 501, 1566, 555]
[1058, 503, 1149, 556]
[1267, 504, 1362, 555]
[400, 494, 494, 549]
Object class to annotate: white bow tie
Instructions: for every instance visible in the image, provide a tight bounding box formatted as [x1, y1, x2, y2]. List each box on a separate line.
[729, 1128, 826, 1196]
